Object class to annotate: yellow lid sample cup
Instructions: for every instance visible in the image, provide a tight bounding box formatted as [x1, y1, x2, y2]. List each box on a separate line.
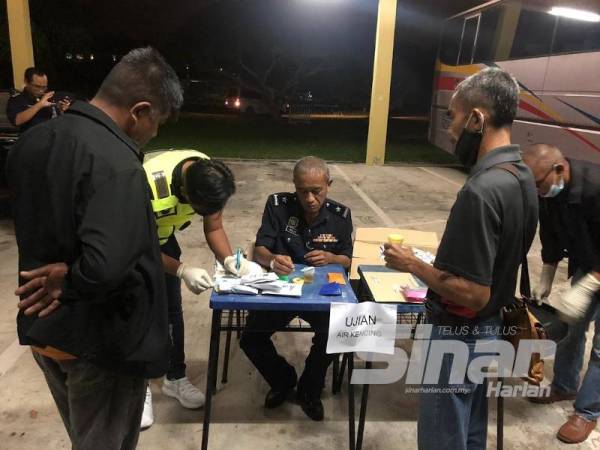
[388, 234, 405, 245]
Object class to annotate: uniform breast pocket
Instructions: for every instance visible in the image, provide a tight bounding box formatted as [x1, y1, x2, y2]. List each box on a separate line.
[283, 232, 305, 255]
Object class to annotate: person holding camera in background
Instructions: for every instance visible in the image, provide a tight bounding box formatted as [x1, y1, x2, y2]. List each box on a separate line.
[6, 67, 71, 133]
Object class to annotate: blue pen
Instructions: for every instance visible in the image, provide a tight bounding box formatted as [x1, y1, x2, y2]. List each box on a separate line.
[235, 248, 242, 272]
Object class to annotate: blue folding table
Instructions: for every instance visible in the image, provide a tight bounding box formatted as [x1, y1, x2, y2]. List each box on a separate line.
[201, 264, 358, 450]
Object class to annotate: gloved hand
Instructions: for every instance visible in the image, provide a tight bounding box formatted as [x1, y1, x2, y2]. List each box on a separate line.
[224, 255, 251, 277]
[532, 263, 557, 302]
[239, 260, 264, 277]
[554, 273, 600, 324]
[176, 263, 213, 294]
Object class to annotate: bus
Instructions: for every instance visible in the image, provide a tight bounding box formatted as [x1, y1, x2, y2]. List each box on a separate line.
[429, 0, 600, 163]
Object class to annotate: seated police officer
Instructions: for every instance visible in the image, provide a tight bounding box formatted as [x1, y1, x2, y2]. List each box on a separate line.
[240, 156, 353, 421]
[142, 149, 260, 428]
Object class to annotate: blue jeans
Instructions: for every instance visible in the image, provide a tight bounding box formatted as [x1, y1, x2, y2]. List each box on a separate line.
[418, 306, 503, 450]
[552, 281, 600, 421]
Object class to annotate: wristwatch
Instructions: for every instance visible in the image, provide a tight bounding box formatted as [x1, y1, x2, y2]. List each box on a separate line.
[269, 257, 276, 270]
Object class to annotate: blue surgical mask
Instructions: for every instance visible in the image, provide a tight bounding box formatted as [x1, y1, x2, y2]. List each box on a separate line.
[542, 176, 564, 198]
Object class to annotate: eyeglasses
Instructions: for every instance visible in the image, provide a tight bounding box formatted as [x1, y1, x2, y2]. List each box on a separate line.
[534, 161, 560, 188]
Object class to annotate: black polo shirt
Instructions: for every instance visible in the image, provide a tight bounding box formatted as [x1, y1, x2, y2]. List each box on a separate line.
[255, 192, 353, 264]
[539, 158, 600, 276]
[6, 90, 56, 132]
[428, 145, 538, 319]
[7, 101, 169, 377]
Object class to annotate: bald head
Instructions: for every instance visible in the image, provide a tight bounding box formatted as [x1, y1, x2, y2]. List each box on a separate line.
[293, 156, 330, 183]
[293, 156, 331, 216]
[522, 144, 565, 174]
[522, 143, 570, 196]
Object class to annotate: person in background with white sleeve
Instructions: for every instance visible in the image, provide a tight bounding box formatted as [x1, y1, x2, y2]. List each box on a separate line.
[523, 143, 600, 444]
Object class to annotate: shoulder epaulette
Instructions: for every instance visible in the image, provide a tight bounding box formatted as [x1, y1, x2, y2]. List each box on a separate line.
[271, 192, 295, 207]
[325, 199, 350, 219]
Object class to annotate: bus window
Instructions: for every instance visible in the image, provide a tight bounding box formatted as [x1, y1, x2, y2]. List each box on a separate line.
[553, 17, 600, 54]
[473, 6, 501, 63]
[439, 17, 463, 65]
[509, 8, 556, 59]
[458, 15, 480, 65]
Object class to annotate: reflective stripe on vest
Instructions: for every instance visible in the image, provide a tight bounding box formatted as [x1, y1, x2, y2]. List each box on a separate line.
[143, 149, 210, 244]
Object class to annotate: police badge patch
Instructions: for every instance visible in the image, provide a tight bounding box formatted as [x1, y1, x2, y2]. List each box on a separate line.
[285, 216, 299, 235]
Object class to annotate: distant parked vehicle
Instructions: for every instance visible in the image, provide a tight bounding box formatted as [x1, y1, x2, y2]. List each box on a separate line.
[224, 88, 271, 115]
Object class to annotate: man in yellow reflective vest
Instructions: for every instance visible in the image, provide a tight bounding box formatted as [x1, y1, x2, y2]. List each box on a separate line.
[141, 149, 258, 428]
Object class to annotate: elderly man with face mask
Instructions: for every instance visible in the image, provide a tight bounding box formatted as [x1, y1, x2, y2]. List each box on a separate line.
[240, 156, 353, 422]
[384, 68, 538, 450]
[523, 143, 600, 444]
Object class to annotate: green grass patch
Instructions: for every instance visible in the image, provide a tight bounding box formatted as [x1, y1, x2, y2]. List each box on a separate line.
[146, 114, 457, 164]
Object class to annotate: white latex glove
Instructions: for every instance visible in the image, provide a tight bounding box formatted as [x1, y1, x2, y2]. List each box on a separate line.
[241, 260, 265, 277]
[532, 263, 557, 302]
[223, 255, 264, 277]
[224, 255, 246, 276]
[554, 273, 600, 324]
[177, 263, 213, 294]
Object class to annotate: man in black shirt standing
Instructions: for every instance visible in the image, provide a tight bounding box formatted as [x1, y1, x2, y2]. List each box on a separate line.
[523, 144, 600, 444]
[241, 156, 353, 421]
[6, 67, 70, 133]
[384, 68, 538, 450]
[7, 48, 182, 450]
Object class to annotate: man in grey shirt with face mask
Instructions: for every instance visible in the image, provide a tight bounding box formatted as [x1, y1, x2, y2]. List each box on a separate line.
[384, 67, 538, 450]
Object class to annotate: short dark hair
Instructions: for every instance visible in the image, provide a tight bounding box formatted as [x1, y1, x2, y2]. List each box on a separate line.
[24, 67, 46, 82]
[96, 47, 183, 117]
[454, 67, 519, 128]
[185, 159, 236, 215]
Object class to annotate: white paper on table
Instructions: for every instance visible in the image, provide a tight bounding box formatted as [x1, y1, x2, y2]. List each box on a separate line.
[240, 272, 279, 284]
[262, 283, 303, 297]
[231, 285, 259, 295]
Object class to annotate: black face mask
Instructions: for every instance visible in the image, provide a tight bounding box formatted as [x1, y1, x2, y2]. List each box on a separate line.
[454, 112, 484, 169]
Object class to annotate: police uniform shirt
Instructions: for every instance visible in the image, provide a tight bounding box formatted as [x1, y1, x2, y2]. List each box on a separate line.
[539, 158, 600, 276]
[427, 145, 538, 318]
[255, 192, 353, 264]
[6, 91, 55, 133]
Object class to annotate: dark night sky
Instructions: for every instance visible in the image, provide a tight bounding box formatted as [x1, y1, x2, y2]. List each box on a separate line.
[0, 0, 488, 112]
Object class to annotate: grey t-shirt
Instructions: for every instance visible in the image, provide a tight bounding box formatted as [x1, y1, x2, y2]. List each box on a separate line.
[428, 145, 539, 319]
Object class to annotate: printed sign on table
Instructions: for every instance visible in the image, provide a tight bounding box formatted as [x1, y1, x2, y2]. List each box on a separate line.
[327, 302, 397, 355]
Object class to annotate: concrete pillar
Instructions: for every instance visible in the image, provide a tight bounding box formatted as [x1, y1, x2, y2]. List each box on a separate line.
[365, 0, 397, 165]
[493, 0, 521, 60]
[6, 0, 35, 90]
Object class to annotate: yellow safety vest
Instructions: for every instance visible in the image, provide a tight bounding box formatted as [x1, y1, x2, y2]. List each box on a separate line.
[143, 149, 210, 245]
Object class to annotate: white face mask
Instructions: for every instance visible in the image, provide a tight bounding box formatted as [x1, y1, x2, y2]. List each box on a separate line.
[542, 175, 565, 198]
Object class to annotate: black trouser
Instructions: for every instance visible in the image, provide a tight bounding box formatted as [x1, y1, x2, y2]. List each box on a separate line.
[161, 235, 186, 380]
[32, 352, 146, 450]
[240, 310, 335, 399]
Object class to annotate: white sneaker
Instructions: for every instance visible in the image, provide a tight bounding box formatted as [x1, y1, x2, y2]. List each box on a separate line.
[162, 377, 205, 409]
[140, 386, 154, 429]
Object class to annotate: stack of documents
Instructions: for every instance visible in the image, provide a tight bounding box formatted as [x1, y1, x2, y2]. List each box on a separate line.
[215, 272, 302, 297]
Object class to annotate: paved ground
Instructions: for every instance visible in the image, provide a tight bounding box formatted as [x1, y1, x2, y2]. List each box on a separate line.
[0, 161, 597, 450]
